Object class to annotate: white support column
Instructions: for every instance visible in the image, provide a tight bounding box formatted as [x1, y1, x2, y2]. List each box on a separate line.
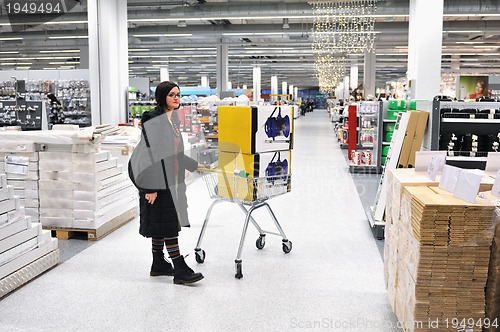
[350, 65, 358, 90]
[160, 67, 169, 82]
[282, 81, 287, 99]
[344, 76, 350, 100]
[216, 40, 229, 97]
[407, 0, 444, 100]
[227, 82, 232, 90]
[364, 50, 376, 98]
[201, 75, 209, 88]
[288, 84, 294, 101]
[294, 87, 298, 101]
[253, 66, 261, 103]
[271, 75, 278, 103]
[88, 0, 129, 125]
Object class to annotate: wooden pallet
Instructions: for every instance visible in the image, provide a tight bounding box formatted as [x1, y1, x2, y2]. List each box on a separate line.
[43, 207, 136, 241]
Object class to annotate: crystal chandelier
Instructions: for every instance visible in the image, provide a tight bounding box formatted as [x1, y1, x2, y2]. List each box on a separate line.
[311, 0, 377, 54]
[310, 0, 377, 92]
[314, 54, 346, 93]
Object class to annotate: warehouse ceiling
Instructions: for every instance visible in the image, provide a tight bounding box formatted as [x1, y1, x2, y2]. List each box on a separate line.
[0, 0, 499, 92]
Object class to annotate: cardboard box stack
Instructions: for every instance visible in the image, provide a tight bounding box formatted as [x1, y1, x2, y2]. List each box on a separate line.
[385, 183, 495, 332]
[0, 173, 59, 298]
[217, 105, 293, 201]
[478, 190, 500, 331]
[38, 149, 137, 230]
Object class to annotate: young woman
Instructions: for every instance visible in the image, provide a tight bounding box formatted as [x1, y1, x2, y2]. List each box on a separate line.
[129, 81, 203, 285]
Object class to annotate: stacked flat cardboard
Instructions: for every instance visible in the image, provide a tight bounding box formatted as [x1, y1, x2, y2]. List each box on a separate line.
[385, 184, 495, 331]
[478, 191, 500, 331]
[397, 111, 429, 169]
[0, 173, 59, 298]
[0, 147, 40, 223]
[38, 150, 137, 229]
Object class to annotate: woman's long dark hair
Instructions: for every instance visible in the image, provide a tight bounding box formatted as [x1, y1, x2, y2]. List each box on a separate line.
[155, 81, 180, 111]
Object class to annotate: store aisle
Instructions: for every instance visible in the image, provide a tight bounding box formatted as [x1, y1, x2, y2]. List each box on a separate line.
[0, 110, 401, 332]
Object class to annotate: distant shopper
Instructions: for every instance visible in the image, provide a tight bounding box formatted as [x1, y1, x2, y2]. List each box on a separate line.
[128, 81, 204, 285]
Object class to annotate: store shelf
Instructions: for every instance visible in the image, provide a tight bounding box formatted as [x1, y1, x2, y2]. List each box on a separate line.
[446, 156, 488, 162]
[441, 118, 500, 123]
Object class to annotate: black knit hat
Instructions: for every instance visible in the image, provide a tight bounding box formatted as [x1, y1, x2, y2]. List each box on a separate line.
[155, 81, 180, 110]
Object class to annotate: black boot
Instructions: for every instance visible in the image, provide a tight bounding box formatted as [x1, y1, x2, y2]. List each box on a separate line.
[150, 252, 174, 276]
[172, 255, 204, 284]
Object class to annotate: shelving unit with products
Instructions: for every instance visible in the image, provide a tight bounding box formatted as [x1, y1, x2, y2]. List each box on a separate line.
[0, 79, 91, 129]
[431, 100, 500, 169]
[349, 101, 383, 174]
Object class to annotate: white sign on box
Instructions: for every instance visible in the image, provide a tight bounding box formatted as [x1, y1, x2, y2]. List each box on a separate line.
[485, 151, 500, 172]
[492, 170, 500, 198]
[439, 164, 461, 193]
[453, 169, 483, 203]
[415, 151, 446, 172]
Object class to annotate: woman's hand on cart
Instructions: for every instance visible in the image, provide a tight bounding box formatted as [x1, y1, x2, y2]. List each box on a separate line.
[197, 164, 211, 174]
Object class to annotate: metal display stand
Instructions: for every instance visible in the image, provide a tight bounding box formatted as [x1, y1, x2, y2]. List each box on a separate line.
[194, 170, 292, 279]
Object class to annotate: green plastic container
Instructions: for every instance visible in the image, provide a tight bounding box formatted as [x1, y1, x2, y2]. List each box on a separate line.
[388, 99, 406, 110]
[387, 110, 400, 120]
[385, 130, 394, 142]
[409, 99, 428, 110]
[382, 146, 390, 157]
[384, 122, 396, 132]
[381, 156, 387, 166]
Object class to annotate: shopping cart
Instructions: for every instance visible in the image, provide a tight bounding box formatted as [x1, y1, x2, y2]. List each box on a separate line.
[194, 169, 292, 279]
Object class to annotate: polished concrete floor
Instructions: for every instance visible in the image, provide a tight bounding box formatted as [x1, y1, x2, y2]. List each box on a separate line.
[0, 110, 401, 331]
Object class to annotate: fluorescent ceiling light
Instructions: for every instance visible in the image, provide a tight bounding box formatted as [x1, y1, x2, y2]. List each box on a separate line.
[128, 14, 408, 23]
[444, 30, 482, 33]
[0, 51, 19, 54]
[1, 62, 32, 65]
[244, 47, 294, 50]
[49, 62, 80, 65]
[129, 49, 150, 52]
[44, 20, 87, 25]
[40, 50, 79, 53]
[0, 37, 22, 41]
[130, 54, 209, 58]
[132, 34, 192, 37]
[456, 41, 484, 44]
[48, 36, 88, 39]
[16, 67, 30, 70]
[172, 48, 216, 51]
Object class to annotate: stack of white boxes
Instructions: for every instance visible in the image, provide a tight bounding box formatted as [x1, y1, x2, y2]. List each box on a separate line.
[38, 149, 137, 230]
[0, 173, 59, 298]
[0, 145, 41, 223]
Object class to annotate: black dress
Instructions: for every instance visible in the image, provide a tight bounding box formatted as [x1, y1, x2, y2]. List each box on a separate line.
[128, 107, 198, 238]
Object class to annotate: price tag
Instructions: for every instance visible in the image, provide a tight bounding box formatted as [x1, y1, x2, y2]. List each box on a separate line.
[454, 169, 483, 203]
[492, 170, 500, 198]
[438, 164, 461, 193]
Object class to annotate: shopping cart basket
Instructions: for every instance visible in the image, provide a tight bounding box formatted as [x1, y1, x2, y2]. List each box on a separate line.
[194, 169, 293, 279]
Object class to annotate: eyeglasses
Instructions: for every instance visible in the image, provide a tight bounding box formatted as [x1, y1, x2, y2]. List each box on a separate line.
[168, 93, 181, 98]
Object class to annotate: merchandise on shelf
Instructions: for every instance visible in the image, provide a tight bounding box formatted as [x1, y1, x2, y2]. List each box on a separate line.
[432, 101, 500, 169]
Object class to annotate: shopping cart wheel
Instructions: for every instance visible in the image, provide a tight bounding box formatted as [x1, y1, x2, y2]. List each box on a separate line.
[235, 260, 243, 279]
[282, 240, 292, 254]
[195, 249, 205, 264]
[255, 235, 266, 250]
